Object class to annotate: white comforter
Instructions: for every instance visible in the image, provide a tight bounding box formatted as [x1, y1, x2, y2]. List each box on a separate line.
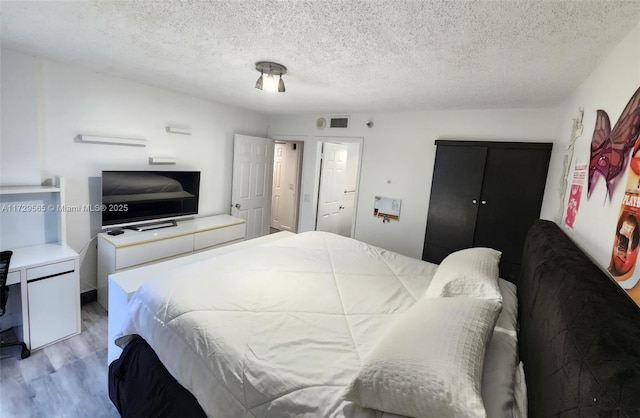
[116, 231, 517, 417]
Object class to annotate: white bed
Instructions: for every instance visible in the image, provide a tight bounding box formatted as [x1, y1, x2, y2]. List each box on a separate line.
[114, 231, 519, 418]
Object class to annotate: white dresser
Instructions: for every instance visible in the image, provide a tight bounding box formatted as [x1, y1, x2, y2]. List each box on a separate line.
[97, 214, 246, 310]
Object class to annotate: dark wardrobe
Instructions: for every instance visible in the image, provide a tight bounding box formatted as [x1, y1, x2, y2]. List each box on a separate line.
[422, 140, 552, 283]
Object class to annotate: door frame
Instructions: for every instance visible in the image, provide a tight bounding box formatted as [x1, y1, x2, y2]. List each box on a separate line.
[314, 136, 363, 238]
[271, 135, 306, 233]
[270, 139, 304, 232]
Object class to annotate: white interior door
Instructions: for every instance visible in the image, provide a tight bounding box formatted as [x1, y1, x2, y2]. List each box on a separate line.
[271, 142, 300, 232]
[316, 142, 348, 234]
[231, 134, 273, 240]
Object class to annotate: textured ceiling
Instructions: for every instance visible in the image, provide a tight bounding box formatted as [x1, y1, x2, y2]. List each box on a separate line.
[2, 1, 640, 115]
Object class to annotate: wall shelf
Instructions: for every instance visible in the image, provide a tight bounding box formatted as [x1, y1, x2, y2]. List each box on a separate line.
[149, 156, 177, 165]
[0, 185, 61, 195]
[77, 134, 147, 147]
[165, 126, 191, 135]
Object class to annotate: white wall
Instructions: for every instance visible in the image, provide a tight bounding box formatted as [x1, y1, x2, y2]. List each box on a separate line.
[269, 108, 559, 258]
[0, 49, 41, 185]
[1, 49, 269, 293]
[540, 21, 640, 270]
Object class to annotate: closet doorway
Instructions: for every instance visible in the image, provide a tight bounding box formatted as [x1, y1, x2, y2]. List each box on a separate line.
[315, 138, 362, 238]
[270, 140, 304, 233]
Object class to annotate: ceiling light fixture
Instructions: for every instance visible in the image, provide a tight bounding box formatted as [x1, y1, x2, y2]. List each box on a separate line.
[255, 61, 286, 93]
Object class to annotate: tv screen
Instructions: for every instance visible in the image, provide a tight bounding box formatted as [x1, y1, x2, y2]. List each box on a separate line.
[101, 170, 200, 228]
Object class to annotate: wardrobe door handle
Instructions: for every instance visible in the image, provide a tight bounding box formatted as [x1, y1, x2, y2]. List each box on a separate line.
[481, 200, 487, 205]
[472, 199, 478, 204]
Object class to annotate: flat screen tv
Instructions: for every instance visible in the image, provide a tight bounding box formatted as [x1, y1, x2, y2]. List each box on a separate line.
[101, 170, 200, 229]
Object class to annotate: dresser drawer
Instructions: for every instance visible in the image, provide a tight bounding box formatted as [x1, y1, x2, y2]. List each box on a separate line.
[194, 223, 246, 251]
[116, 235, 193, 270]
[26, 259, 75, 281]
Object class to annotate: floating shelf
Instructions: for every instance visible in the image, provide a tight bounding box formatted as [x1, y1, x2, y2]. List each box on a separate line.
[149, 156, 177, 165]
[165, 126, 191, 135]
[77, 135, 147, 147]
[0, 185, 61, 195]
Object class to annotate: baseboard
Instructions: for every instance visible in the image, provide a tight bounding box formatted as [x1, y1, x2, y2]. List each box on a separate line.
[81, 289, 97, 305]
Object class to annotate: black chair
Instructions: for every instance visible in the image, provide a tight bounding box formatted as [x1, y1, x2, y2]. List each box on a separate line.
[0, 251, 31, 359]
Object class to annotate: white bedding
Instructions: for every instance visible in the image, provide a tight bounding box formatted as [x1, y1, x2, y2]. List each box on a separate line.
[116, 231, 519, 417]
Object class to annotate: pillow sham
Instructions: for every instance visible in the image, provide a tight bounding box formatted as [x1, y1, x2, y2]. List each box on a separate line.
[344, 297, 502, 418]
[482, 279, 519, 418]
[425, 247, 502, 302]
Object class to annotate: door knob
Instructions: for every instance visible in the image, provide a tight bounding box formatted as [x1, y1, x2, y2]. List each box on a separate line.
[472, 199, 478, 204]
[481, 200, 487, 205]
[234, 203, 241, 209]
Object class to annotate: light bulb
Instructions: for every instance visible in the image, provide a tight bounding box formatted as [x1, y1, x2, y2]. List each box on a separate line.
[263, 70, 277, 92]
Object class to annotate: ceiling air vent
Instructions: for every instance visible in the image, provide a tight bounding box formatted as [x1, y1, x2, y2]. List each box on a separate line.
[330, 116, 350, 128]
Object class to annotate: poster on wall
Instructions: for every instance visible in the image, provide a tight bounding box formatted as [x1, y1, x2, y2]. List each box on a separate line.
[564, 163, 587, 229]
[608, 146, 640, 306]
[588, 86, 640, 200]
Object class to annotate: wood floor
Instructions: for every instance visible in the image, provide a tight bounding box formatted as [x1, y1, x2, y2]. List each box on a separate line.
[0, 302, 119, 418]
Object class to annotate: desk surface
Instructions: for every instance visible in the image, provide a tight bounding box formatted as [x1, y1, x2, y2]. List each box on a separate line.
[9, 244, 78, 271]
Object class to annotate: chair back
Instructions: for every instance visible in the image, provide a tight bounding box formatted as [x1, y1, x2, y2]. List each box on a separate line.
[0, 250, 12, 316]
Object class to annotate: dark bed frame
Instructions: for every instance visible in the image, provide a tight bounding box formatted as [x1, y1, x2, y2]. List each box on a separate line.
[109, 220, 640, 417]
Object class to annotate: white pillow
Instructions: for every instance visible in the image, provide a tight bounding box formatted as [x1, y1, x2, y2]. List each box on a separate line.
[425, 247, 502, 303]
[482, 279, 519, 418]
[344, 297, 502, 418]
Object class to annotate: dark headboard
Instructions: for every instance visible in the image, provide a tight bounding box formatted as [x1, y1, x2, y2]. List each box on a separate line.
[518, 220, 640, 417]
